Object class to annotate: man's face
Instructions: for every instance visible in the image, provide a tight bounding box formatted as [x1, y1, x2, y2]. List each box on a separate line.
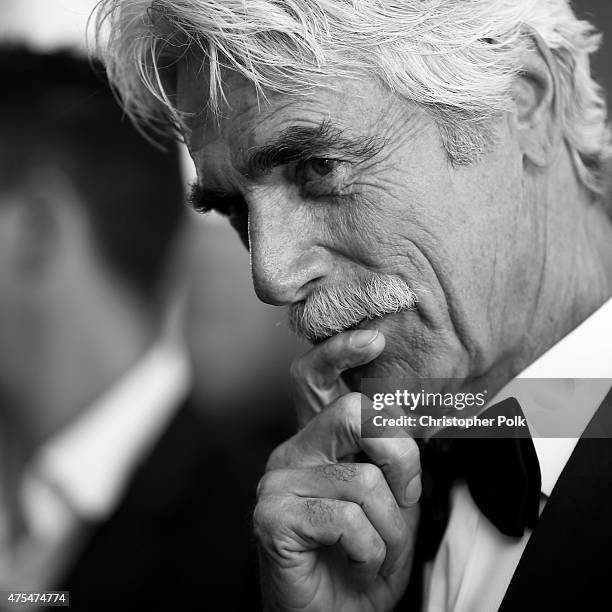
[178, 67, 541, 385]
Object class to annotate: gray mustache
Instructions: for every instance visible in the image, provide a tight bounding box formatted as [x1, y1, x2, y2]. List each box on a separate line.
[288, 275, 418, 343]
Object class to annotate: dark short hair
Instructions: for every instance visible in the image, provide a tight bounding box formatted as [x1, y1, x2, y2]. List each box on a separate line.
[0, 46, 186, 299]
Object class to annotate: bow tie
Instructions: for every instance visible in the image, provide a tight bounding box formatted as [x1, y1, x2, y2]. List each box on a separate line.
[419, 397, 541, 559]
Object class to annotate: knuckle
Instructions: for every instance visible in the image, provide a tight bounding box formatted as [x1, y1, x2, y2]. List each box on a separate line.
[303, 498, 335, 526]
[253, 495, 291, 542]
[390, 437, 421, 472]
[256, 470, 281, 498]
[252, 497, 275, 540]
[357, 463, 384, 492]
[255, 474, 267, 499]
[341, 501, 364, 527]
[370, 534, 386, 564]
[266, 437, 297, 470]
[265, 448, 284, 471]
[343, 391, 365, 407]
[319, 463, 359, 484]
[335, 392, 363, 424]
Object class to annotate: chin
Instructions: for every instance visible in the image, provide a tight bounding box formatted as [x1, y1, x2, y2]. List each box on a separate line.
[343, 317, 414, 394]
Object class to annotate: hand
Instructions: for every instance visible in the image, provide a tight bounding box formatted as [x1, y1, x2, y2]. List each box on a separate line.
[254, 330, 421, 612]
[290, 329, 385, 428]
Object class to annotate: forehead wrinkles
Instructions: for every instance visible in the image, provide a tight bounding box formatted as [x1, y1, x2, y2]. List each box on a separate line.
[229, 90, 402, 172]
[190, 73, 412, 188]
[192, 99, 315, 188]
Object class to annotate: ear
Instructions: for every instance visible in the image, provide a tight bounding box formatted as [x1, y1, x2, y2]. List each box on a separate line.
[511, 29, 562, 167]
[15, 190, 61, 276]
[13, 170, 82, 278]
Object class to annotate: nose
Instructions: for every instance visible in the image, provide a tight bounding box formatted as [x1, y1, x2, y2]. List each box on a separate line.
[248, 190, 332, 305]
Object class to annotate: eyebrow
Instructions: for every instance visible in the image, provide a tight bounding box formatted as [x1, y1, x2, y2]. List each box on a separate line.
[238, 119, 386, 178]
[188, 120, 387, 214]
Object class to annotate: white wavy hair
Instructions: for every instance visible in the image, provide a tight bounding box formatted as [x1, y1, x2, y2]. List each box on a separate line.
[94, 0, 611, 195]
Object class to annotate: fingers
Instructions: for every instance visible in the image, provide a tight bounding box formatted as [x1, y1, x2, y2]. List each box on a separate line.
[258, 462, 409, 575]
[268, 393, 421, 508]
[291, 329, 386, 426]
[254, 494, 386, 589]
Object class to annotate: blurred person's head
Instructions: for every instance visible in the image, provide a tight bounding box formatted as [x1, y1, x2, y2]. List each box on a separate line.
[0, 47, 186, 443]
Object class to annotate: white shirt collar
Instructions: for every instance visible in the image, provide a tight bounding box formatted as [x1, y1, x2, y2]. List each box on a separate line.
[492, 298, 612, 496]
[24, 337, 191, 527]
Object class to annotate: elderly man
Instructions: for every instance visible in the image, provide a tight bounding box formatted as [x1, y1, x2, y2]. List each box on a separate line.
[96, 1, 612, 610]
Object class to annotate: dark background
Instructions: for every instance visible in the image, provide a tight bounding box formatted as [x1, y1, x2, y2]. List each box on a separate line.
[577, 1, 612, 92]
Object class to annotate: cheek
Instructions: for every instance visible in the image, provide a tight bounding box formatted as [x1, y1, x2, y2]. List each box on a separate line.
[319, 161, 510, 345]
[442, 152, 525, 293]
[324, 171, 458, 288]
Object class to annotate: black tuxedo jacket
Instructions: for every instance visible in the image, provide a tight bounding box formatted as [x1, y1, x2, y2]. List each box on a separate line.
[401, 386, 612, 611]
[58, 396, 262, 611]
[498, 386, 612, 611]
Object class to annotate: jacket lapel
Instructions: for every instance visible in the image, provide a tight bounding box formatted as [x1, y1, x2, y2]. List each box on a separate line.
[499, 386, 612, 610]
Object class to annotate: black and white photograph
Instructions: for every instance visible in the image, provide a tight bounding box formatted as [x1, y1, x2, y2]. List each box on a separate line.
[1, 1, 612, 611]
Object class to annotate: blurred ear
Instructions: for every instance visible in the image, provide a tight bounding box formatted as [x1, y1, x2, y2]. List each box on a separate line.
[511, 29, 562, 167]
[12, 170, 84, 279]
[15, 187, 61, 277]
[0, 193, 57, 286]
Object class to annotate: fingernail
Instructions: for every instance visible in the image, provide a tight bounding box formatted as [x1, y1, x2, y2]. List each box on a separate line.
[350, 330, 379, 349]
[404, 475, 422, 507]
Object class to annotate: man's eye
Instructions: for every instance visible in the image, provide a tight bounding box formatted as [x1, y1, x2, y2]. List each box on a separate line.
[304, 158, 338, 178]
[297, 158, 347, 196]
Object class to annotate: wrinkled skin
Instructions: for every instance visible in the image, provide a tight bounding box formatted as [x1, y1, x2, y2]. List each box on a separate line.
[177, 45, 612, 611]
[178, 66, 598, 392]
